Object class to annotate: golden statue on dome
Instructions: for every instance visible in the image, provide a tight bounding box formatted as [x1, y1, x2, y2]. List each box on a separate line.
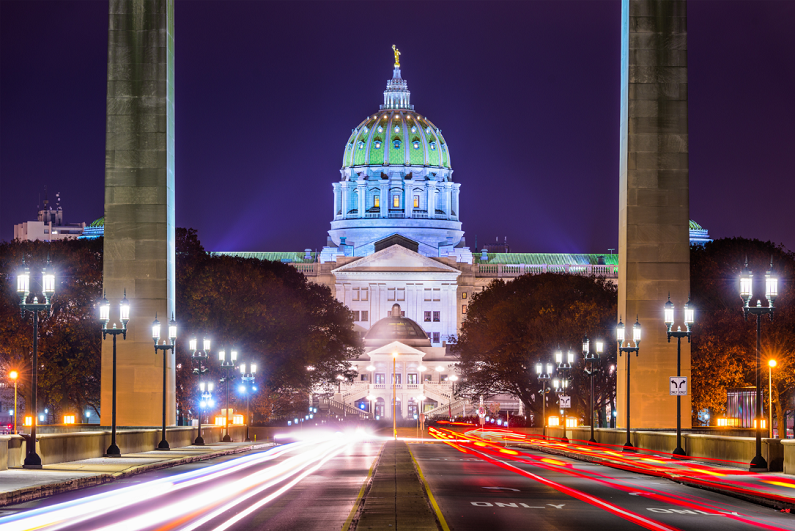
[392, 45, 401, 67]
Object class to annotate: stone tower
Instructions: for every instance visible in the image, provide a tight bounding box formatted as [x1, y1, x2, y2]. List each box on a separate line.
[101, 0, 176, 427]
[617, 0, 691, 430]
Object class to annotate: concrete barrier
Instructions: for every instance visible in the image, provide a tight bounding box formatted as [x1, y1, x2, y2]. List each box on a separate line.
[543, 427, 785, 471]
[0, 425, 249, 468]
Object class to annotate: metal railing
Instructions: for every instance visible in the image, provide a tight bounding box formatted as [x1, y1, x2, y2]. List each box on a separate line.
[476, 263, 618, 279]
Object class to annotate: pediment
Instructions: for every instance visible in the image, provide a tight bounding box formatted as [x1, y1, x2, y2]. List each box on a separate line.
[367, 341, 427, 357]
[332, 244, 461, 274]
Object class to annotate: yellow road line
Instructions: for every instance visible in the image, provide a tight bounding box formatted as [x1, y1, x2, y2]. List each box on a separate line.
[408, 444, 451, 531]
[341, 455, 378, 531]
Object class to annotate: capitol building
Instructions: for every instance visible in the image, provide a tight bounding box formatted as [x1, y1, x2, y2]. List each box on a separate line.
[218, 50, 707, 420]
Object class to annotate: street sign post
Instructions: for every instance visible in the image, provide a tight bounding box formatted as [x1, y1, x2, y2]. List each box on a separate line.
[669, 377, 687, 396]
[559, 396, 571, 409]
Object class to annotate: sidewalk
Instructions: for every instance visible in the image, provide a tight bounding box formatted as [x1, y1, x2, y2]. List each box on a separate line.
[472, 429, 795, 511]
[0, 441, 273, 507]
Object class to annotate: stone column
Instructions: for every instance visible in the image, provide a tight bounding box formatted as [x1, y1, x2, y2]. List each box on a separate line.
[332, 183, 340, 220]
[427, 182, 437, 219]
[617, 0, 690, 430]
[341, 183, 350, 218]
[102, 0, 176, 427]
[443, 184, 452, 219]
[404, 184, 413, 218]
[379, 182, 388, 218]
[357, 181, 366, 218]
[453, 184, 461, 220]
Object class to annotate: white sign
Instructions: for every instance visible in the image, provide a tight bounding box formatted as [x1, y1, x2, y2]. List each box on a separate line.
[670, 377, 687, 396]
[559, 396, 571, 409]
[477, 406, 486, 418]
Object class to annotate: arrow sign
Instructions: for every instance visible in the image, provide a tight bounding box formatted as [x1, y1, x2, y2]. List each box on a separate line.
[670, 377, 687, 396]
[559, 396, 571, 409]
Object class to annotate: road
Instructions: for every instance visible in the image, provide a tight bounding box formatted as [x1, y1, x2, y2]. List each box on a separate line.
[0, 431, 381, 531]
[411, 441, 795, 531]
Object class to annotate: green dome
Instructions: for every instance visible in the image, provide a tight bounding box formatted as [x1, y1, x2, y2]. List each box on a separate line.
[89, 217, 105, 228]
[342, 111, 450, 169]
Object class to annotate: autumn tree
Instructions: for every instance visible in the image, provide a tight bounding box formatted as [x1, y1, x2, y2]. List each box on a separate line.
[0, 238, 104, 420]
[690, 238, 795, 426]
[174, 228, 361, 422]
[452, 273, 617, 425]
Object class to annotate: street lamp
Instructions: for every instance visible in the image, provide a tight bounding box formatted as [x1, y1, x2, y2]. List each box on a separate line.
[152, 313, 177, 450]
[190, 337, 211, 375]
[554, 347, 575, 444]
[100, 289, 130, 457]
[366, 394, 375, 420]
[218, 349, 237, 442]
[9, 371, 19, 435]
[582, 335, 604, 444]
[535, 361, 554, 439]
[196, 381, 215, 446]
[240, 363, 257, 442]
[769, 359, 777, 439]
[16, 256, 56, 468]
[449, 375, 459, 419]
[393, 351, 398, 440]
[664, 295, 694, 456]
[416, 394, 426, 438]
[617, 317, 641, 452]
[741, 257, 777, 471]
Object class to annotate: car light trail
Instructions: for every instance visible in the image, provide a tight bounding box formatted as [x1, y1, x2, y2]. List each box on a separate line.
[0, 431, 372, 531]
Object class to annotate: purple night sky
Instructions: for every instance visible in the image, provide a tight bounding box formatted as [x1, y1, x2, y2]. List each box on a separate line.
[1, 1, 793, 254]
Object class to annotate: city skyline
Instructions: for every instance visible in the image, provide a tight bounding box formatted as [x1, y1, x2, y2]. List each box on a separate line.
[1, 0, 793, 253]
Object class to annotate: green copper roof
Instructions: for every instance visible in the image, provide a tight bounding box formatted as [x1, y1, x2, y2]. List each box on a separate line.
[474, 253, 619, 266]
[689, 220, 703, 230]
[343, 110, 450, 170]
[89, 217, 104, 228]
[211, 252, 317, 264]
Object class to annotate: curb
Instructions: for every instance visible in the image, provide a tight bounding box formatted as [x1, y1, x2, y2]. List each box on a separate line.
[0, 442, 274, 508]
[514, 442, 795, 512]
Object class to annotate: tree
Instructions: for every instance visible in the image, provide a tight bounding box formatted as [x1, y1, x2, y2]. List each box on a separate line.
[174, 228, 362, 422]
[0, 238, 104, 420]
[452, 273, 617, 425]
[690, 238, 795, 427]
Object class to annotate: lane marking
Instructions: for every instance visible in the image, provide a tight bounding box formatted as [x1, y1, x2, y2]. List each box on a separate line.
[341, 455, 378, 531]
[408, 445, 451, 531]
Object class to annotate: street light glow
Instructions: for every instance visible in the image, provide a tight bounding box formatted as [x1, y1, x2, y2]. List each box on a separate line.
[769, 359, 777, 368]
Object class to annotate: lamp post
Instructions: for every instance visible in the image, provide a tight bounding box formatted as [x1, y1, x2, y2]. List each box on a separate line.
[9, 371, 18, 435]
[240, 363, 257, 442]
[196, 382, 214, 446]
[393, 351, 398, 440]
[582, 335, 604, 444]
[617, 317, 641, 452]
[366, 394, 375, 420]
[16, 257, 56, 469]
[664, 295, 694, 456]
[740, 258, 777, 470]
[416, 394, 425, 439]
[554, 347, 575, 444]
[769, 359, 776, 438]
[189, 337, 211, 444]
[449, 375, 459, 419]
[100, 290, 130, 457]
[535, 361, 554, 439]
[218, 349, 237, 442]
[152, 314, 177, 450]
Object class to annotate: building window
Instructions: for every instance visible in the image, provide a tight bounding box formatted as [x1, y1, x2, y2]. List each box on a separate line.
[407, 373, 418, 385]
[413, 196, 419, 208]
[388, 288, 396, 301]
[424, 311, 431, 322]
[374, 196, 380, 208]
[375, 373, 386, 384]
[462, 292, 467, 299]
[432, 332, 440, 343]
[351, 311, 359, 321]
[397, 288, 405, 301]
[423, 373, 432, 382]
[393, 195, 400, 208]
[392, 374, 402, 385]
[361, 289, 369, 301]
[433, 311, 440, 322]
[352, 288, 359, 301]
[361, 310, 369, 322]
[433, 289, 441, 301]
[462, 305, 467, 315]
[424, 289, 431, 301]
[361, 374, 368, 381]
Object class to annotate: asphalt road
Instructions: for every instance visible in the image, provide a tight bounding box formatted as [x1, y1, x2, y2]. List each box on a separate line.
[411, 442, 795, 531]
[0, 434, 382, 531]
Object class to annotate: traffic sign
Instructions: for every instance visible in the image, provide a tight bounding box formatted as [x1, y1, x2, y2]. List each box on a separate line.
[477, 406, 486, 418]
[559, 396, 571, 409]
[670, 377, 687, 396]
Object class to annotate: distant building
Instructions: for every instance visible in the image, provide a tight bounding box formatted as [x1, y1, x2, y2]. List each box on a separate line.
[13, 193, 85, 242]
[80, 218, 105, 240]
[689, 220, 712, 246]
